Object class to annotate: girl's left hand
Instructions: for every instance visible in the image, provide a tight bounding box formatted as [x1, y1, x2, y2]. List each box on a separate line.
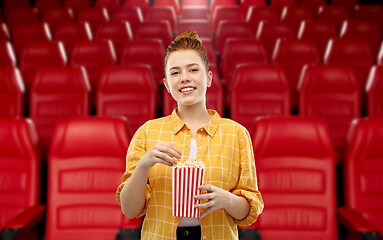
[194, 183, 233, 219]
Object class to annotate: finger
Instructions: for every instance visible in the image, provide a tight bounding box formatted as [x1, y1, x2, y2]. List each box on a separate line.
[199, 207, 213, 219]
[195, 200, 214, 209]
[155, 157, 173, 166]
[198, 184, 215, 192]
[194, 193, 214, 200]
[155, 152, 177, 164]
[157, 142, 182, 159]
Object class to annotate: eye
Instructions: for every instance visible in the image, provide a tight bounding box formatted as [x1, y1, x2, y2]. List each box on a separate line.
[170, 71, 179, 76]
[190, 68, 199, 72]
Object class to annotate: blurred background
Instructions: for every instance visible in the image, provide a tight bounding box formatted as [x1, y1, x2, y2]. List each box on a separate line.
[0, 0, 382, 239]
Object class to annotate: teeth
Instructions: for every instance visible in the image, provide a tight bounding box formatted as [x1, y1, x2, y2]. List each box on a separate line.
[180, 87, 194, 92]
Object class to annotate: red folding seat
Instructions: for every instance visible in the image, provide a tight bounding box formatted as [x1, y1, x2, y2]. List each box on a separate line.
[41, 8, 75, 35]
[255, 20, 295, 59]
[339, 20, 382, 56]
[136, 20, 173, 50]
[96, 65, 157, 137]
[77, 8, 110, 34]
[0, 68, 24, 117]
[330, 0, 357, 14]
[153, 0, 180, 16]
[110, 7, 143, 36]
[46, 117, 142, 240]
[252, 116, 337, 239]
[162, 65, 224, 117]
[298, 20, 337, 58]
[210, 0, 237, 17]
[272, 38, 321, 109]
[215, 20, 253, 54]
[354, 4, 383, 33]
[179, 6, 209, 21]
[246, 6, 279, 34]
[146, 7, 177, 33]
[211, 6, 242, 32]
[19, 41, 67, 89]
[29, 66, 90, 159]
[177, 19, 213, 41]
[280, 6, 314, 35]
[95, 22, 133, 61]
[5, 8, 39, 33]
[298, 65, 361, 164]
[70, 40, 116, 99]
[2, 0, 31, 17]
[54, 22, 93, 58]
[269, 0, 296, 15]
[64, 0, 92, 17]
[317, 5, 352, 33]
[240, 0, 266, 19]
[122, 0, 149, 18]
[379, 43, 383, 65]
[201, 39, 217, 66]
[0, 23, 10, 41]
[366, 65, 383, 118]
[120, 39, 165, 85]
[181, 0, 208, 9]
[95, 0, 120, 14]
[0, 118, 44, 240]
[221, 38, 268, 90]
[299, 0, 327, 15]
[230, 64, 290, 135]
[324, 39, 375, 96]
[0, 41, 16, 68]
[338, 118, 383, 239]
[11, 22, 52, 58]
[34, 0, 62, 13]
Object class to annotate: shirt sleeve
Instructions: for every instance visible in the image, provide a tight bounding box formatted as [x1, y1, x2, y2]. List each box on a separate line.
[231, 126, 264, 226]
[115, 123, 152, 218]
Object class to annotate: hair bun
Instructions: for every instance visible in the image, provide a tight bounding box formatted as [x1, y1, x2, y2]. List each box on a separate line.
[174, 31, 202, 44]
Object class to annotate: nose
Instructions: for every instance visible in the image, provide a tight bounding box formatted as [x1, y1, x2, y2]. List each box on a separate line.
[180, 71, 189, 83]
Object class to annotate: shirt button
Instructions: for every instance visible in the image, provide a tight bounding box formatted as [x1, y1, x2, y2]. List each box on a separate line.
[198, 135, 201, 138]
[203, 236, 206, 239]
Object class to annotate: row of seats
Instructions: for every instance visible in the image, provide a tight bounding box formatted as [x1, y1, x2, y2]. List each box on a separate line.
[1, 63, 383, 165]
[1, 116, 382, 239]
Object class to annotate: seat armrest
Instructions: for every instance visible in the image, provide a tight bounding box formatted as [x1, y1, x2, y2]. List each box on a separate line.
[338, 207, 382, 240]
[2, 205, 45, 240]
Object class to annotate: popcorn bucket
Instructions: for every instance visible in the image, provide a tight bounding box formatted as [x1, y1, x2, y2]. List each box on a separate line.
[172, 164, 205, 218]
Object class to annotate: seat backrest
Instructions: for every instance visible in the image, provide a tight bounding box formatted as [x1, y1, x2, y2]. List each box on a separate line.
[0, 118, 40, 228]
[41, 7, 75, 35]
[246, 6, 279, 34]
[46, 116, 133, 240]
[122, 0, 149, 18]
[34, 0, 61, 13]
[94, 0, 120, 14]
[6, 7, 39, 33]
[280, 6, 314, 34]
[110, 7, 143, 35]
[19, 41, 67, 89]
[120, 39, 165, 84]
[240, 0, 266, 19]
[272, 38, 321, 109]
[177, 19, 212, 41]
[70, 40, 116, 91]
[210, 0, 237, 18]
[64, 0, 92, 17]
[221, 38, 268, 89]
[345, 118, 383, 235]
[136, 20, 173, 49]
[29, 66, 90, 158]
[179, 6, 209, 21]
[317, 5, 352, 33]
[77, 8, 109, 34]
[331, 0, 357, 14]
[354, 4, 383, 32]
[146, 7, 177, 33]
[12, 22, 52, 57]
[202, 39, 217, 67]
[54, 22, 93, 58]
[211, 6, 242, 32]
[299, 0, 327, 15]
[0, 23, 10, 41]
[252, 116, 337, 240]
[0, 41, 16, 68]
[95, 22, 133, 61]
[298, 65, 361, 164]
[153, 0, 180, 15]
[256, 20, 295, 58]
[324, 39, 375, 93]
[0, 67, 24, 117]
[298, 20, 337, 58]
[2, 0, 31, 17]
[366, 65, 383, 118]
[231, 64, 290, 135]
[96, 65, 157, 137]
[215, 20, 253, 54]
[339, 19, 382, 55]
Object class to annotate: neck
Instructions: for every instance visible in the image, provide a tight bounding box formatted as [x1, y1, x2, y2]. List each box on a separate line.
[177, 102, 211, 129]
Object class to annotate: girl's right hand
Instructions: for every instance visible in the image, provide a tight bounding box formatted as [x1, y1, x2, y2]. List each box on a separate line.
[138, 141, 182, 169]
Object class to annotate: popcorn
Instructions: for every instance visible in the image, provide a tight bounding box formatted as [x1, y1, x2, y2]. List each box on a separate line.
[172, 158, 205, 218]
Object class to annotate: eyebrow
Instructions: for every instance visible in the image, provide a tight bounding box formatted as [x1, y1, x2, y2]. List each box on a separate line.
[168, 63, 200, 72]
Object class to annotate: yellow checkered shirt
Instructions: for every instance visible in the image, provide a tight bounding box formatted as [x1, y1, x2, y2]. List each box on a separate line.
[116, 109, 264, 239]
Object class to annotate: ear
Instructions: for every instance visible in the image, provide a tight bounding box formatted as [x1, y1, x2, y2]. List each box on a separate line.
[207, 71, 212, 88]
[163, 78, 170, 93]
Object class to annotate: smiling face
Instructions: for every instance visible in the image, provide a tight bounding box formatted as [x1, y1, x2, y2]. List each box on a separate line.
[164, 49, 212, 108]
